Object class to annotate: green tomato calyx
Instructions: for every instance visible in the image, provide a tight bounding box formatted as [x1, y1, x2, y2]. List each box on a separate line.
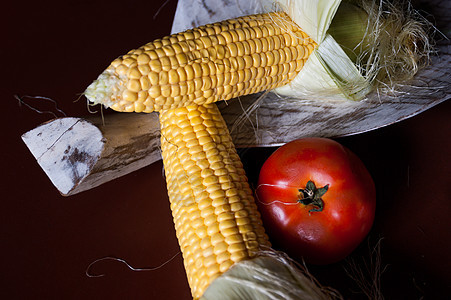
[298, 180, 329, 213]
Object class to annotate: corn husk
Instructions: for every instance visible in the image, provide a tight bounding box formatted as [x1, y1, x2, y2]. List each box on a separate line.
[201, 252, 340, 300]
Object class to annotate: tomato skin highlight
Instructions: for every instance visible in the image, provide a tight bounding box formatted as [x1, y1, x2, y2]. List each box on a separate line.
[256, 138, 376, 265]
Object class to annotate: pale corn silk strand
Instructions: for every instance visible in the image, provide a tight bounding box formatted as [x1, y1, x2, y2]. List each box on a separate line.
[85, 252, 181, 278]
[254, 183, 302, 207]
[354, 0, 434, 91]
[152, 0, 172, 20]
[344, 238, 386, 300]
[14, 95, 67, 119]
[228, 90, 270, 142]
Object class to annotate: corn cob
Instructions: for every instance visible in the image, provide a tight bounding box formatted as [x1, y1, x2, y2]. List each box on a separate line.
[84, 8, 330, 300]
[159, 103, 270, 299]
[85, 12, 316, 113]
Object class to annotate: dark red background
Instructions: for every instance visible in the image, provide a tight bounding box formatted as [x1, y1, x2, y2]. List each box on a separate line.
[3, 0, 450, 299]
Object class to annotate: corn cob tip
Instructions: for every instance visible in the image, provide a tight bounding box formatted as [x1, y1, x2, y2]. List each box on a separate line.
[84, 71, 123, 109]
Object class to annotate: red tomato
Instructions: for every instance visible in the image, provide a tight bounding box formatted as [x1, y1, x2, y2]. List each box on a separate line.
[256, 138, 376, 265]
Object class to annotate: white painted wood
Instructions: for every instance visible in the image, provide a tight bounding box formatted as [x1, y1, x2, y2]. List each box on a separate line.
[22, 113, 161, 196]
[22, 118, 104, 195]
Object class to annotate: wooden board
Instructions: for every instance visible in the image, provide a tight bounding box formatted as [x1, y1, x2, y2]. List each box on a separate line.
[22, 114, 161, 195]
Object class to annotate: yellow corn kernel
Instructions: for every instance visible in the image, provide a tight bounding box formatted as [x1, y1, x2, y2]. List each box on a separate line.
[85, 12, 317, 112]
[160, 103, 270, 299]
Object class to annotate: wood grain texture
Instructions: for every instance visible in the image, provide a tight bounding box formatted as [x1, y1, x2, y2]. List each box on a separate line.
[22, 114, 161, 195]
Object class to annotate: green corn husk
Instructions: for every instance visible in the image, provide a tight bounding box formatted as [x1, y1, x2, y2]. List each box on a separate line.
[265, 0, 432, 101]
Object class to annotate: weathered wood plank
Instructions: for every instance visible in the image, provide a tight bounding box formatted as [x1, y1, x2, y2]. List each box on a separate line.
[22, 113, 161, 196]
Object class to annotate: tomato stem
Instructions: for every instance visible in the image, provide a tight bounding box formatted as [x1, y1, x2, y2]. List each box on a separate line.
[298, 180, 329, 213]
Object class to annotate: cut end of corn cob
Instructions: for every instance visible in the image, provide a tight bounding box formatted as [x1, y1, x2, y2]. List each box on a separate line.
[84, 12, 317, 113]
[84, 71, 124, 109]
